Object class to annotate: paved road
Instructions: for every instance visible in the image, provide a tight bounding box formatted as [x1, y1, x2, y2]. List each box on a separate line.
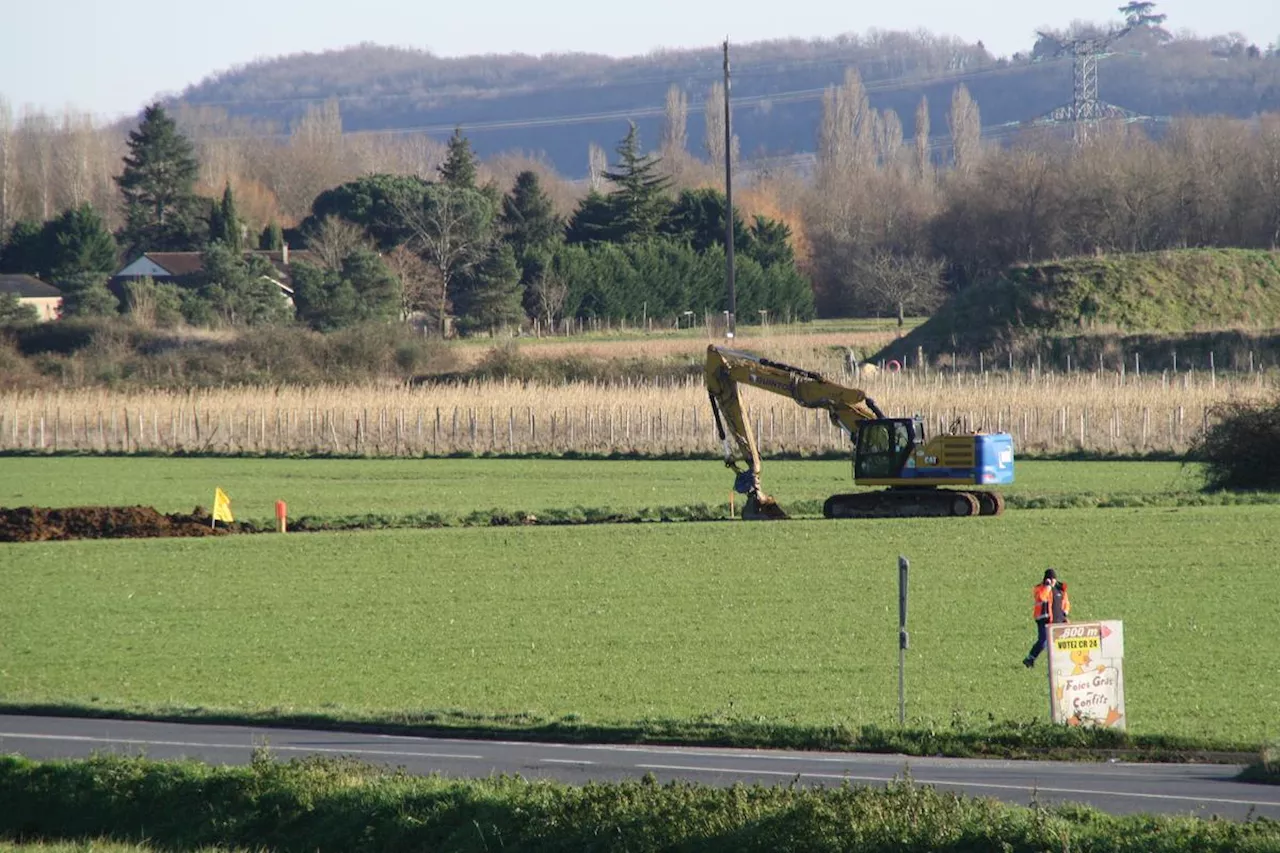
[2, 715, 1277, 821]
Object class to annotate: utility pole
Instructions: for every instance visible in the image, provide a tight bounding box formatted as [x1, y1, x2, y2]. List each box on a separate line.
[723, 37, 736, 340]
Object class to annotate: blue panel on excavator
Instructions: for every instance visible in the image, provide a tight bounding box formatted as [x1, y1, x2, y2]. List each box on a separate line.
[975, 433, 1016, 485]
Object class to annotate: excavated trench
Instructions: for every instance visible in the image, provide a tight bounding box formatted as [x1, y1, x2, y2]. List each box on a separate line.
[0, 506, 233, 543]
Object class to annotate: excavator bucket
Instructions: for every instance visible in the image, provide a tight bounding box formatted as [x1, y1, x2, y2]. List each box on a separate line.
[743, 493, 789, 520]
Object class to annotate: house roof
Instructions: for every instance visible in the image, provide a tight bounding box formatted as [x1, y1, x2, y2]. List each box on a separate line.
[135, 252, 207, 277]
[114, 250, 320, 282]
[0, 274, 62, 299]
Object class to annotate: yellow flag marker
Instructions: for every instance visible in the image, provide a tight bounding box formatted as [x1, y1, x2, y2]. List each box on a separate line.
[212, 487, 234, 528]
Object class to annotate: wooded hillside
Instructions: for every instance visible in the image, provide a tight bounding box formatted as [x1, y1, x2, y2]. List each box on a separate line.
[167, 28, 1280, 176]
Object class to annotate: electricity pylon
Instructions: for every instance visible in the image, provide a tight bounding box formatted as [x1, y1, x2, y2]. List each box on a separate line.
[1033, 27, 1146, 143]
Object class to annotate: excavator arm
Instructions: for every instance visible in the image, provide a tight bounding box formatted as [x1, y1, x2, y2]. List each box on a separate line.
[704, 345, 885, 519]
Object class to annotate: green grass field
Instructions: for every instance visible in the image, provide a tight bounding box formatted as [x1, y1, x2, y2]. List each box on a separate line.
[0, 457, 1207, 522]
[3, 502, 1277, 746]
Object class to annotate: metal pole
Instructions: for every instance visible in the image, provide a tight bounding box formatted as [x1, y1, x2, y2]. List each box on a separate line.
[723, 38, 736, 340]
[898, 555, 909, 725]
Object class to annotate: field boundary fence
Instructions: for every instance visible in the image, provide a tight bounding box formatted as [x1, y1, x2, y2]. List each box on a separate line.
[1, 363, 1266, 457]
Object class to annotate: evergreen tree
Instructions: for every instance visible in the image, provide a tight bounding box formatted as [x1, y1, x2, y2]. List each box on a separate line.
[293, 250, 402, 331]
[341, 248, 401, 323]
[500, 170, 563, 307]
[0, 220, 48, 275]
[259, 220, 284, 251]
[47, 204, 118, 280]
[439, 127, 478, 189]
[661, 188, 752, 255]
[195, 243, 291, 327]
[454, 242, 525, 333]
[747, 215, 795, 269]
[0, 292, 39, 326]
[210, 182, 242, 250]
[602, 123, 672, 241]
[58, 274, 121, 317]
[564, 190, 619, 245]
[501, 171, 562, 259]
[115, 103, 202, 256]
[304, 173, 431, 249]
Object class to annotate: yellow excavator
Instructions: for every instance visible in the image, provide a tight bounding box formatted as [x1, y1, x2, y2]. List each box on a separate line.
[704, 345, 1015, 519]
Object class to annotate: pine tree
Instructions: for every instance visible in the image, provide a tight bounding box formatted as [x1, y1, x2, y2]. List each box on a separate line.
[439, 127, 478, 189]
[500, 170, 563, 285]
[213, 182, 242, 250]
[48, 204, 118, 279]
[259, 220, 284, 251]
[115, 104, 202, 255]
[564, 190, 619, 245]
[602, 123, 672, 241]
[455, 242, 525, 333]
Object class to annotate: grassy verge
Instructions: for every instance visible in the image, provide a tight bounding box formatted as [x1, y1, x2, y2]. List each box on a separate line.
[4, 755, 1279, 853]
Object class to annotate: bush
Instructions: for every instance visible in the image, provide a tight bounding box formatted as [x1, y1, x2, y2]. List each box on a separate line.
[1190, 394, 1280, 490]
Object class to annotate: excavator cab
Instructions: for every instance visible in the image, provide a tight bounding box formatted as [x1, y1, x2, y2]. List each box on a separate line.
[853, 418, 920, 480]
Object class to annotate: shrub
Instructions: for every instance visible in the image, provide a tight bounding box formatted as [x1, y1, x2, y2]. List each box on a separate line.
[1190, 394, 1280, 490]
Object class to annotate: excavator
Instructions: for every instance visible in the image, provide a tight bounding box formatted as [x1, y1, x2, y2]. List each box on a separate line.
[704, 345, 1015, 520]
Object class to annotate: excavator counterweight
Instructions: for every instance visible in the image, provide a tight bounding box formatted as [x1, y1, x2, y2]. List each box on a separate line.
[705, 345, 1014, 520]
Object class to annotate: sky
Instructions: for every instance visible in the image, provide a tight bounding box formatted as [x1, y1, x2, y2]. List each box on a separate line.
[2, 0, 1278, 119]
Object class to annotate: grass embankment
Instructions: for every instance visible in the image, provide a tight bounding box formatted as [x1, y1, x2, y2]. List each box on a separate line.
[3, 503, 1278, 758]
[878, 248, 1280, 364]
[3, 755, 1279, 853]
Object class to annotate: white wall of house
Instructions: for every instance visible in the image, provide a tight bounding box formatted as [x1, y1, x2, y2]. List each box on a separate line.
[22, 296, 62, 321]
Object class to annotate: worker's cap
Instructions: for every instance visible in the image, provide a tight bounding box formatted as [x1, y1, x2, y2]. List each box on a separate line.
[1043, 568, 1057, 580]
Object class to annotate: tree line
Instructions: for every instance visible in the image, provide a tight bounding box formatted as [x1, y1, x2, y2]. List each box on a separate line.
[0, 107, 812, 333]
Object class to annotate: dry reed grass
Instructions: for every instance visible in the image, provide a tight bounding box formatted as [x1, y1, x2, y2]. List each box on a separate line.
[1, 361, 1270, 457]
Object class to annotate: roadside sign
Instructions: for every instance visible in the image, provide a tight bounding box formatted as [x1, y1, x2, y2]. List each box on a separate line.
[1047, 620, 1126, 729]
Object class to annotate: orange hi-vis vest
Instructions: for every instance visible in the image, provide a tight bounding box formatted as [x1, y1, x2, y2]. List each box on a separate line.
[1033, 582, 1070, 622]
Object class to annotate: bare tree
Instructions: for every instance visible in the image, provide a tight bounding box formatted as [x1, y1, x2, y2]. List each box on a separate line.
[948, 84, 982, 176]
[661, 84, 688, 159]
[914, 96, 932, 184]
[393, 184, 492, 337]
[52, 111, 96, 210]
[703, 81, 739, 180]
[858, 250, 945, 326]
[817, 68, 877, 188]
[307, 215, 368, 270]
[0, 97, 13, 235]
[530, 267, 569, 329]
[587, 142, 607, 191]
[16, 109, 54, 221]
[877, 108, 906, 175]
[273, 99, 351, 220]
[384, 244, 438, 321]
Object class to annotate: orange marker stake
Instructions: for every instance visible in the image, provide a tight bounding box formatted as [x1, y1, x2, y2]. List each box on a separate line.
[276, 500, 287, 533]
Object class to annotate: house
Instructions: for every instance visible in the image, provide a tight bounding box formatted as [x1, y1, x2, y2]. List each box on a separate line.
[109, 245, 316, 304]
[0, 274, 63, 321]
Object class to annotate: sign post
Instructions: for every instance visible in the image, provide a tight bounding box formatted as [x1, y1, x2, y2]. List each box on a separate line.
[898, 555, 909, 725]
[1047, 620, 1126, 728]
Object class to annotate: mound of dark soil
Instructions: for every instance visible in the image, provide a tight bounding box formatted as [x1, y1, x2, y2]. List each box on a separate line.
[0, 506, 231, 543]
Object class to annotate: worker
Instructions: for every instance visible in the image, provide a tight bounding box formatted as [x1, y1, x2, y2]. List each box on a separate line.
[1023, 567, 1070, 668]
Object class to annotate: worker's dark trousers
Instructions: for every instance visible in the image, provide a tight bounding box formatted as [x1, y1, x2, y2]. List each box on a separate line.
[1027, 619, 1050, 663]
[1024, 614, 1064, 660]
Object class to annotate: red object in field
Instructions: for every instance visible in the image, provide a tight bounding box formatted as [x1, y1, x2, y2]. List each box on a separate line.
[275, 500, 287, 532]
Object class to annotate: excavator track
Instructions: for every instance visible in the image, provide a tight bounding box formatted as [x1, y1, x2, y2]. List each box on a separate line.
[822, 489, 1000, 519]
